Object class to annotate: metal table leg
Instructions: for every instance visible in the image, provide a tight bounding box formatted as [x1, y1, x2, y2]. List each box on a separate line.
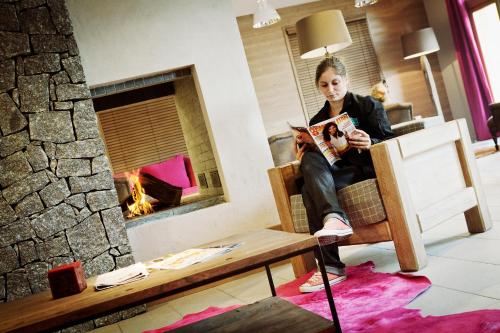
[315, 246, 342, 333]
[265, 264, 277, 296]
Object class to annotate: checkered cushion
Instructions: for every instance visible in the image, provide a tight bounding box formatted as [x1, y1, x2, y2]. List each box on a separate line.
[290, 178, 386, 233]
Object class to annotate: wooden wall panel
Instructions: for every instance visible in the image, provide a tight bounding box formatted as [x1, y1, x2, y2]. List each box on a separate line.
[237, 0, 452, 137]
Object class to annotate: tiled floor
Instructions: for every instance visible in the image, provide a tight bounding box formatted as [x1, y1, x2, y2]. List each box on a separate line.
[92, 148, 500, 333]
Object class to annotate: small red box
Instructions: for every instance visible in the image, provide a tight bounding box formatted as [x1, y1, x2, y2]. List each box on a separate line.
[48, 261, 87, 299]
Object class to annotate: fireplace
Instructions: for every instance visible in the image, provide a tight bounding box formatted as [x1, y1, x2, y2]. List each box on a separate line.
[92, 67, 225, 223]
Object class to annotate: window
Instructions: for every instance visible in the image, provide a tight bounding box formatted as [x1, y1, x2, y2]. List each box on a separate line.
[470, 1, 500, 101]
[97, 95, 188, 173]
[286, 18, 383, 120]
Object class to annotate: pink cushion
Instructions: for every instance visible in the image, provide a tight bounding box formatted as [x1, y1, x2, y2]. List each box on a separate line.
[140, 155, 191, 189]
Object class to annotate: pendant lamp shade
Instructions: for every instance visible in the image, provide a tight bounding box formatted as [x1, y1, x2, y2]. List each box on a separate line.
[296, 10, 352, 59]
[253, 0, 281, 29]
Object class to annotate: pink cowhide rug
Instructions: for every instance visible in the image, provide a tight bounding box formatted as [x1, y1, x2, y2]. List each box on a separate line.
[144, 262, 500, 333]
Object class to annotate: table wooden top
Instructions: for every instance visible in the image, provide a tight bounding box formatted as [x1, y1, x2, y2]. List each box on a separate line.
[0, 229, 317, 333]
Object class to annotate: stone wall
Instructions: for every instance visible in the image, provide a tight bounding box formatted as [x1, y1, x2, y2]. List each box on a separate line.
[0, 0, 140, 330]
[175, 76, 223, 197]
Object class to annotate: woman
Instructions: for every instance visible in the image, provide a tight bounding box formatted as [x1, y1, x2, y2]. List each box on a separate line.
[322, 121, 349, 155]
[295, 57, 393, 293]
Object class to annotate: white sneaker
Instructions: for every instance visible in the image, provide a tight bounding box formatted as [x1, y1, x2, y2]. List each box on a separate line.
[299, 271, 346, 293]
[314, 227, 353, 246]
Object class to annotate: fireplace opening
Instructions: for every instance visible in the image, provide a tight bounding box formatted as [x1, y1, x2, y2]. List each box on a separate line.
[92, 68, 224, 224]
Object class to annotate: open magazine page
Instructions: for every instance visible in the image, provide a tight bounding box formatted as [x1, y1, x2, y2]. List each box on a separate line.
[145, 243, 242, 270]
[307, 113, 356, 166]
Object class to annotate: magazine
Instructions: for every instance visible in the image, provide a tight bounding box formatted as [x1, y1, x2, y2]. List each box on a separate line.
[94, 262, 149, 291]
[290, 113, 357, 165]
[145, 243, 242, 270]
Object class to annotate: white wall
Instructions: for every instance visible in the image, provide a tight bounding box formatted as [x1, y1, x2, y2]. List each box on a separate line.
[66, 0, 279, 261]
[423, 0, 477, 140]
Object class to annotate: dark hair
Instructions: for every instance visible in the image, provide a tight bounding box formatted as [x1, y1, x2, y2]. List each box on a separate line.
[322, 122, 344, 141]
[315, 57, 347, 87]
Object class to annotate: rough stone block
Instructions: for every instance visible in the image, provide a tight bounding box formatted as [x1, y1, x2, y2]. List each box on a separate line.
[29, 111, 75, 143]
[47, 0, 72, 35]
[0, 3, 19, 31]
[67, 213, 110, 261]
[15, 192, 44, 217]
[65, 34, 79, 57]
[73, 99, 99, 140]
[0, 245, 18, 275]
[18, 240, 38, 266]
[0, 218, 33, 247]
[0, 276, 4, 300]
[101, 207, 128, 247]
[52, 70, 70, 85]
[24, 53, 60, 75]
[69, 171, 114, 193]
[0, 196, 17, 227]
[117, 244, 132, 255]
[64, 193, 86, 209]
[18, 74, 49, 113]
[31, 203, 77, 239]
[0, 130, 30, 157]
[39, 179, 71, 207]
[83, 251, 115, 278]
[56, 138, 105, 158]
[19, 7, 56, 34]
[116, 254, 135, 269]
[60, 321, 95, 333]
[61, 56, 85, 83]
[0, 93, 27, 136]
[56, 158, 91, 177]
[31, 33, 68, 53]
[2, 171, 49, 204]
[56, 83, 90, 101]
[17, 0, 46, 11]
[26, 261, 50, 293]
[0, 59, 15, 92]
[6, 270, 31, 301]
[11, 88, 19, 106]
[43, 141, 56, 158]
[76, 206, 91, 222]
[92, 155, 110, 174]
[37, 235, 71, 261]
[0, 31, 30, 59]
[0, 151, 32, 188]
[54, 101, 72, 110]
[25, 143, 49, 171]
[86, 189, 119, 212]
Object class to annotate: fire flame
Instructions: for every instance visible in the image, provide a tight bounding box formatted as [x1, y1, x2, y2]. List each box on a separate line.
[127, 173, 154, 218]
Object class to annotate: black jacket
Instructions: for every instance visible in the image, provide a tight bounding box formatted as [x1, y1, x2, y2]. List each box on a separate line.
[309, 92, 394, 167]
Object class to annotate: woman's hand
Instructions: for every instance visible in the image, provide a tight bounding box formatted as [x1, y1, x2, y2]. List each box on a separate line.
[348, 129, 371, 150]
[294, 132, 314, 161]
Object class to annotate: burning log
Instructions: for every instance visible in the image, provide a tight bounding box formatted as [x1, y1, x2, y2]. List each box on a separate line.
[138, 173, 183, 207]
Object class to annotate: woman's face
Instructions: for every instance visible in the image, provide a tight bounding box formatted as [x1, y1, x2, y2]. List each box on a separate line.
[329, 125, 337, 135]
[317, 67, 348, 102]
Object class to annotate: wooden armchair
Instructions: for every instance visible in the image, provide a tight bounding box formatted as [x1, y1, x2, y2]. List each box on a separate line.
[268, 119, 491, 277]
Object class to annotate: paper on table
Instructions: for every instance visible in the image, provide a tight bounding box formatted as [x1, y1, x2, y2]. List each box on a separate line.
[94, 263, 149, 291]
[146, 243, 242, 270]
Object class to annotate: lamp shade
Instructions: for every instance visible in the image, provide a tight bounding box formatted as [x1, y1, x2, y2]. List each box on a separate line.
[401, 27, 440, 60]
[296, 10, 352, 59]
[253, 0, 281, 29]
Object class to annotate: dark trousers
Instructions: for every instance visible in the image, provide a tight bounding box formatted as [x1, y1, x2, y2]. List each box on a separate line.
[300, 150, 374, 275]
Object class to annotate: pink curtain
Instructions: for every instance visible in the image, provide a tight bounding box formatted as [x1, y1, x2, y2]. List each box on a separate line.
[445, 0, 493, 140]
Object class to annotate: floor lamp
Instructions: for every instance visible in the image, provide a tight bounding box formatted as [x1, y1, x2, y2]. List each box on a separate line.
[401, 27, 444, 123]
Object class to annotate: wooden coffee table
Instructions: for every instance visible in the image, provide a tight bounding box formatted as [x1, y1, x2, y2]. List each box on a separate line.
[0, 229, 342, 333]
